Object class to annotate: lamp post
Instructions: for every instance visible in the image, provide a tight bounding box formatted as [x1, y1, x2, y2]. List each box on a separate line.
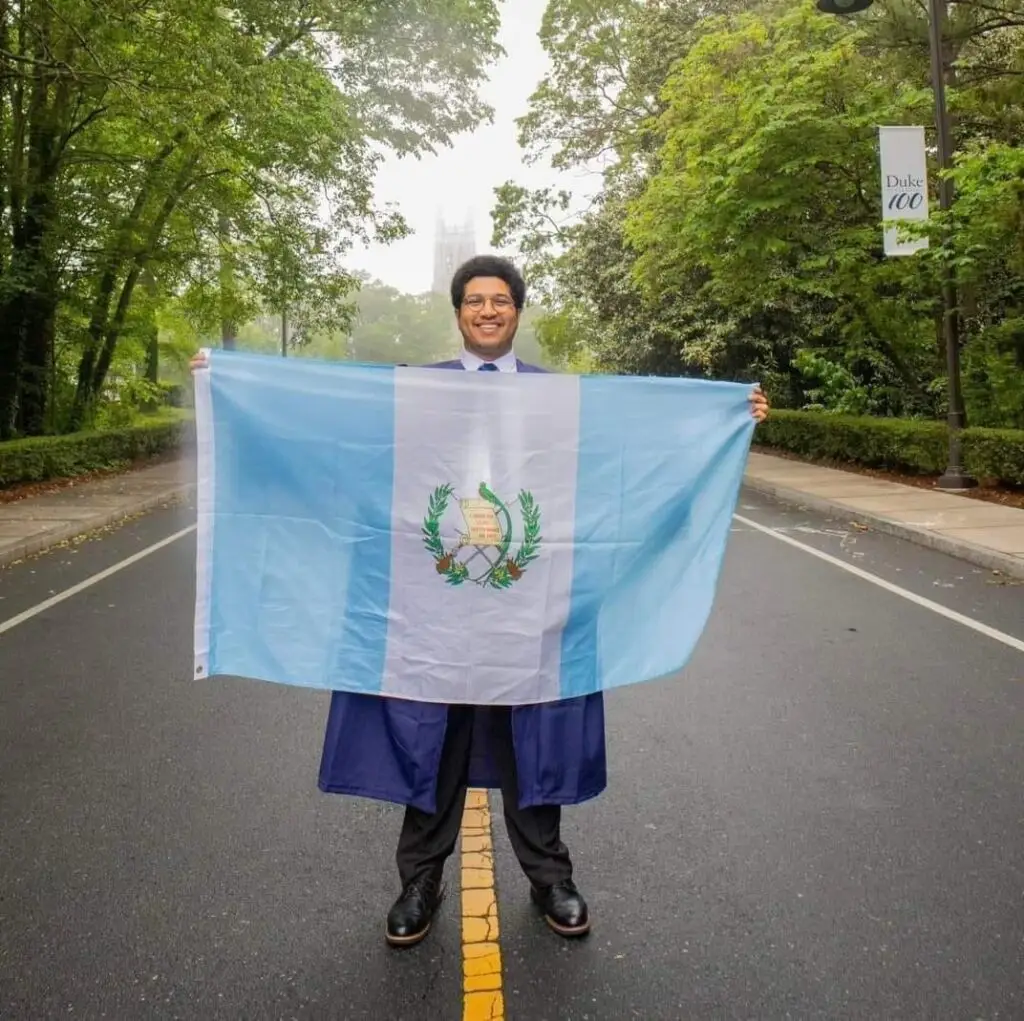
[817, 0, 976, 489]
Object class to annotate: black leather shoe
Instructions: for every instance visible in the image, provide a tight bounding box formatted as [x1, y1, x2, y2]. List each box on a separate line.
[530, 878, 591, 937]
[386, 875, 446, 947]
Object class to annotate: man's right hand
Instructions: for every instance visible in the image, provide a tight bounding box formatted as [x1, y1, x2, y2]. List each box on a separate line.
[189, 351, 209, 374]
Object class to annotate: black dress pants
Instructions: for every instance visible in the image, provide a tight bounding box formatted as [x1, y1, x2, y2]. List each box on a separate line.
[396, 705, 572, 889]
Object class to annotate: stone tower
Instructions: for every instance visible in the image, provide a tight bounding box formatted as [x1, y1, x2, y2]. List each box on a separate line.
[432, 211, 477, 296]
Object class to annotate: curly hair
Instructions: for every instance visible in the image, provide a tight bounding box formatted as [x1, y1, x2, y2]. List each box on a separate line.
[450, 255, 526, 311]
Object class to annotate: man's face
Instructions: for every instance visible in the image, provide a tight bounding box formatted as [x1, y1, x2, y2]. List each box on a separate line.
[456, 276, 519, 359]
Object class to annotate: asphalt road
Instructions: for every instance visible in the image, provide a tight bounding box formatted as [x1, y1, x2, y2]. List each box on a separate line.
[1, 491, 1023, 1020]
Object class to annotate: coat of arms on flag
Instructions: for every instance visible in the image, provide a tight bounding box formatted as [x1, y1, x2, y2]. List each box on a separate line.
[423, 483, 542, 589]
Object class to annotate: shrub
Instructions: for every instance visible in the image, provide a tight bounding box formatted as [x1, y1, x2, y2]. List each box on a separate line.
[757, 410, 1024, 486]
[0, 413, 193, 487]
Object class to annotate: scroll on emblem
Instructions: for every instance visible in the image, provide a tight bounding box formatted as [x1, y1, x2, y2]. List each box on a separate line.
[458, 498, 503, 548]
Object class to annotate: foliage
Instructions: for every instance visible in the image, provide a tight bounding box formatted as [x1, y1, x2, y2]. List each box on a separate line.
[793, 352, 874, 416]
[494, 0, 1024, 434]
[422, 484, 470, 585]
[0, 411, 191, 486]
[0, 0, 503, 438]
[344, 284, 462, 366]
[511, 491, 542, 574]
[757, 410, 1024, 486]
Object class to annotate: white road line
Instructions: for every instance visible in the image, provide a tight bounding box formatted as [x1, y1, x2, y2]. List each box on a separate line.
[734, 514, 1024, 655]
[0, 525, 197, 636]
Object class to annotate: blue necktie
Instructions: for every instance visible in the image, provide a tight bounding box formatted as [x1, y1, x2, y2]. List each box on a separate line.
[478, 363, 499, 372]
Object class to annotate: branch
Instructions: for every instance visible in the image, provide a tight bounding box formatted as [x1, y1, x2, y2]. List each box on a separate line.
[0, 45, 68, 70]
[61, 104, 107, 147]
[267, 16, 318, 60]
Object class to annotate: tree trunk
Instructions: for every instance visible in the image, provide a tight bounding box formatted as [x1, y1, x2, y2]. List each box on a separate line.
[219, 213, 237, 350]
[1, 14, 62, 437]
[0, 3, 27, 437]
[17, 76, 62, 436]
[15, 282, 57, 436]
[143, 269, 159, 385]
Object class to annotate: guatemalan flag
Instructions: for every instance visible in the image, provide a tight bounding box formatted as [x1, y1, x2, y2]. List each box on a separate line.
[193, 351, 755, 705]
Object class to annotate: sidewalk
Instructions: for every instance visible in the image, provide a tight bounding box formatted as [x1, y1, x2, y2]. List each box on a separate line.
[745, 450, 1024, 579]
[1, 451, 1022, 579]
[0, 460, 193, 567]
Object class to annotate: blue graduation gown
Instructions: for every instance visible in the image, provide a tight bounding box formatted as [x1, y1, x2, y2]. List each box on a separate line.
[317, 358, 608, 812]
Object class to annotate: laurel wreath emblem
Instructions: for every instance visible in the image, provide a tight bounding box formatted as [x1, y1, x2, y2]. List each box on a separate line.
[421, 483, 542, 589]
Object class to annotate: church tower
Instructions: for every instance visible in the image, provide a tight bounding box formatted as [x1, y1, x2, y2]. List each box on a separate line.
[432, 211, 477, 295]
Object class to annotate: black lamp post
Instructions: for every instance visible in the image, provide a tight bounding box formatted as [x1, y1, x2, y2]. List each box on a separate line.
[817, 0, 976, 489]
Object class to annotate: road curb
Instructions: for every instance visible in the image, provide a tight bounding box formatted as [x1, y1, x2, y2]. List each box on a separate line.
[0, 483, 195, 569]
[744, 475, 1024, 581]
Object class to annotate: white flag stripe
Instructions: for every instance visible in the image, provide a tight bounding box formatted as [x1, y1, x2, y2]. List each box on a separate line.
[381, 368, 581, 705]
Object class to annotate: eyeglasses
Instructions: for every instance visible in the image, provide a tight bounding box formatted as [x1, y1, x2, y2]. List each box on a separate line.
[462, 295, 515, 311]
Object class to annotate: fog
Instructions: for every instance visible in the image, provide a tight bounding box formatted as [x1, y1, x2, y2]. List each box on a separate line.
[347, 0, 568, 295]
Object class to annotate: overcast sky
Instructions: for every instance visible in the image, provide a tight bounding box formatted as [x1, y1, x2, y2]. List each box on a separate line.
[346, 0, 558, 295]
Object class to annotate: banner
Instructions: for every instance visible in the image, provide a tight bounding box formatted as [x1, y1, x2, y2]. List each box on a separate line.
[879, 125, 929, 256]
[193, 352, 755, 705]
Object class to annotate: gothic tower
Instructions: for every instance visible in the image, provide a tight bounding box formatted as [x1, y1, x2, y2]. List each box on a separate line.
[432, 211, 477, 296]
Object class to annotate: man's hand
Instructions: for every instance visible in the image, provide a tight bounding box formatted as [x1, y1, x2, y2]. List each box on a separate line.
[189, 351, 209, 374]
[748, 385, 769, 424]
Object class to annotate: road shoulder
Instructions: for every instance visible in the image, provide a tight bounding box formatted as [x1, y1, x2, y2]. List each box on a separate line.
[0, 461, 193, 568]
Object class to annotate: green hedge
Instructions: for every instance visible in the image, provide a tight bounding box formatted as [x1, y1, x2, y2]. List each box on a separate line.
[0, 414, 193, 487]
[757, 410, 1024, 486]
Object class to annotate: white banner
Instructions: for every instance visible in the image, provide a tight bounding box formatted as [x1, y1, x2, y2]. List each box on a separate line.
[878, 126, 929, 256]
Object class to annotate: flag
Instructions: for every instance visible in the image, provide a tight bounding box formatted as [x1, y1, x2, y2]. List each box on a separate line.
[193, 351, 755, 705]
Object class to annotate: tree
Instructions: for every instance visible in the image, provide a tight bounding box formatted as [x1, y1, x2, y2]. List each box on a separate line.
[492, 0, 758, 374]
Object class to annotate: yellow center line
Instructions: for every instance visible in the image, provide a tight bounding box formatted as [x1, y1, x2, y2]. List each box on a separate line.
[460, 788, 504, 1021]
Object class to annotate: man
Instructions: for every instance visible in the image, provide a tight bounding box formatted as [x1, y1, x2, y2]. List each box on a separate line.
[319, 255, 604, 948]
[193, 255, 770, 949]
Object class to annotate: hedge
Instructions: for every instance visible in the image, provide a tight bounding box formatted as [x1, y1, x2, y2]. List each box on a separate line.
[757, 410, 1024, 486]
[0, 413, 193, 487]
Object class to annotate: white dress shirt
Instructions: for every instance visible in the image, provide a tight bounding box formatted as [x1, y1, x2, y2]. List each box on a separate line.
[459, 347, 518, 373]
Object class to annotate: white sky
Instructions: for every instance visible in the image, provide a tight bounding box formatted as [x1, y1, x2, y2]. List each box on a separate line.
[347, 0, 559, 295]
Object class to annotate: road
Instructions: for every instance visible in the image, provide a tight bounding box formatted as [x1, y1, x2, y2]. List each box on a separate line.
[1, 490, 1023, 1020]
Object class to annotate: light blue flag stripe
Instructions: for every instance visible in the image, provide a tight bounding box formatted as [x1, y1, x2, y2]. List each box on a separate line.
[559, 375, 754, 700]
[204, 351, 395, 692]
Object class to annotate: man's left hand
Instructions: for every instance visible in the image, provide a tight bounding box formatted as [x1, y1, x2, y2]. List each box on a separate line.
[748, 386, 770, 424]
